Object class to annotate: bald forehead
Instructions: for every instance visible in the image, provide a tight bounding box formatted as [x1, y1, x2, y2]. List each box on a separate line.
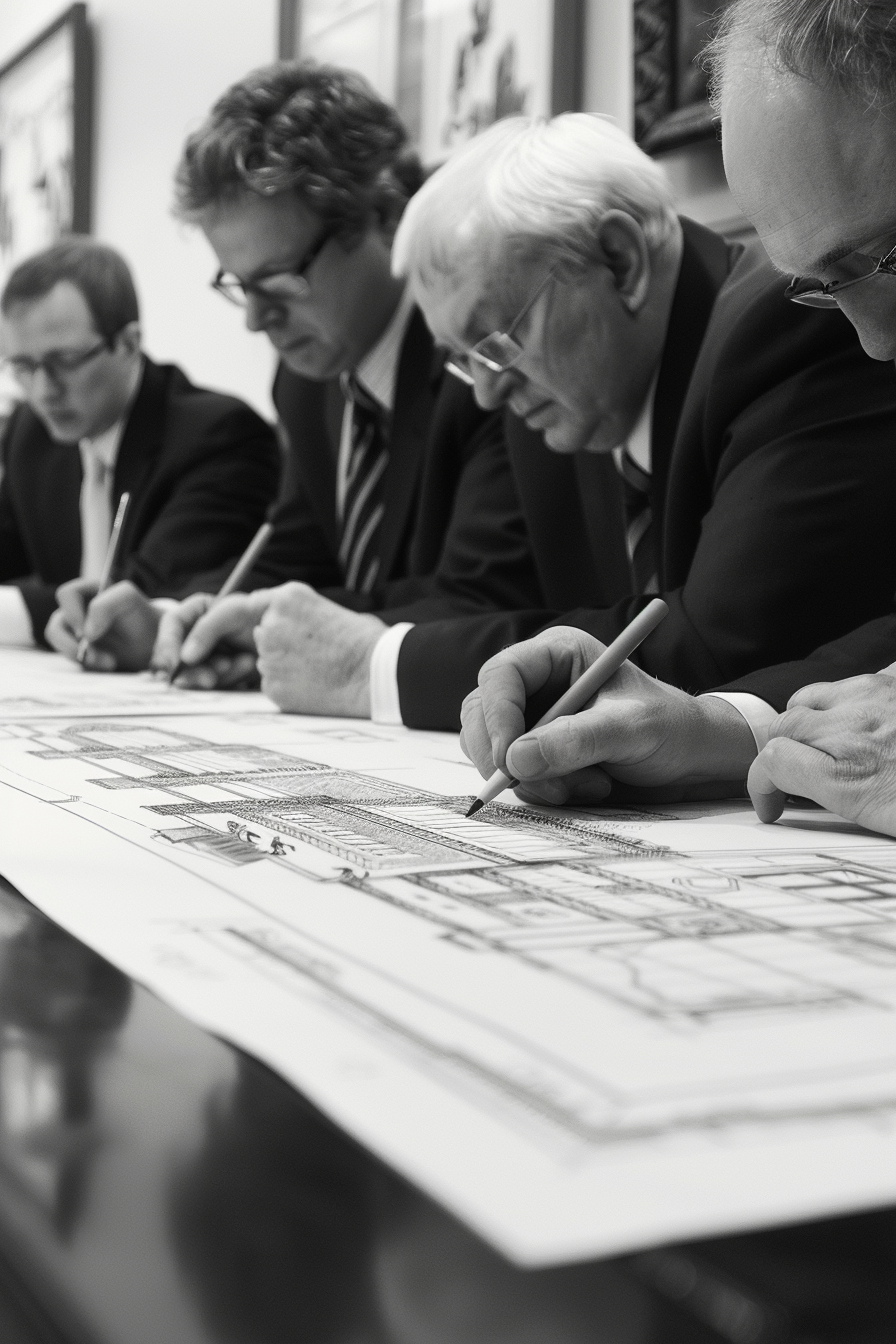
[722, 63, 896, 275]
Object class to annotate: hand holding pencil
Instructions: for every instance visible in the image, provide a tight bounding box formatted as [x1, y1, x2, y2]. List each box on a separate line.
[158, 521, 274, 686]
[76, 492, 131, 666]
[461, 600, 671, 814]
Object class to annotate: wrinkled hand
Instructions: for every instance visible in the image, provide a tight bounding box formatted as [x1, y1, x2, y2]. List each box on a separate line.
[255, 582, 386, 716]
[460, 626, 757, 806]
[46, 578, 160, 671]
[748, 674, 896, 834]
[152, 590, 273, 689]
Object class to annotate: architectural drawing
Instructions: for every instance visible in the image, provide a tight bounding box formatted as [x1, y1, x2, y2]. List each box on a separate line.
[0, 647, 271, 719]
[2, 701, 896, 1262]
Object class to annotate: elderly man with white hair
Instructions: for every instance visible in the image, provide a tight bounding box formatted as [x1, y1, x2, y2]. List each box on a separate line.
[155, 112, 896, 734]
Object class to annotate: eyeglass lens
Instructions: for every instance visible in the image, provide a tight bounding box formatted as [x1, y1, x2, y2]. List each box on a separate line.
[4, 339, 109, 385]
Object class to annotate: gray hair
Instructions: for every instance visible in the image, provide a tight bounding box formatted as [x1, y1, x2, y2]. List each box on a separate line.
[392, 114, 678, 292]
[705, 0, 896, 113]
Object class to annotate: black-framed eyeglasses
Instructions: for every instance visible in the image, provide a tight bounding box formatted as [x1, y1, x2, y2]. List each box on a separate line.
[1, 335, 116, 387]
[786, 240, 896, 308]
[445, 269, 556, 385]
[212, 228, 334, 308]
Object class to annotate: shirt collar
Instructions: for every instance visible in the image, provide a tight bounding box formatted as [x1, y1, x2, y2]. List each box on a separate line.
[621, 370, 659, 475]
[77, 356, 143, 471]
[79, 417, 126, 472]
[354, 283, 416, 413]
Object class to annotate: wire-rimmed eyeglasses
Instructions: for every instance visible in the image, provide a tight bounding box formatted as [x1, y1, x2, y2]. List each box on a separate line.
[445, 269, 556, 385]
[212, 227, 334, 308]
[786, 240, 896, 308]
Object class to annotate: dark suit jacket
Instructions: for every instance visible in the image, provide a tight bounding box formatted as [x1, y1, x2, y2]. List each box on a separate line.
[720, 614, 896, 709]
[237, 307, 542, 618]
[0, 358, 281, 642]
[394, 220, 896, 728]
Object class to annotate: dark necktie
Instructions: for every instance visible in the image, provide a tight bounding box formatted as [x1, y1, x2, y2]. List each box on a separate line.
[615, 446, 658, 594]
[339, 374, 389, 594]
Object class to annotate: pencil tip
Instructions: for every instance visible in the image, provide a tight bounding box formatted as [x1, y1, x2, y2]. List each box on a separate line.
[465, 798, 484, 818]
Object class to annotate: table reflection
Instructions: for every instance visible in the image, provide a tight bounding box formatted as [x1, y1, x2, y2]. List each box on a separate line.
[0, 876, 889, 1343]
[0, 880, 130, 1239]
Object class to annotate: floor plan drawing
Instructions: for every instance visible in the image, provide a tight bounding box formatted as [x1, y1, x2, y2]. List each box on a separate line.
[2, 692, 896, 1262]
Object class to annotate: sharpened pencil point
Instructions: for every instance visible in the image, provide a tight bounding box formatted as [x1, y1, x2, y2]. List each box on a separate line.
[465, 798, 485, 818]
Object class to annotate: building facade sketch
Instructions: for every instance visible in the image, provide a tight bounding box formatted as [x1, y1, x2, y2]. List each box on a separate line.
[2, 700, 896, 1262]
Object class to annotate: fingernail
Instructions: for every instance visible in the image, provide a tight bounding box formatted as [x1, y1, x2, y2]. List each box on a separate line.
[506, 737, 548, 779]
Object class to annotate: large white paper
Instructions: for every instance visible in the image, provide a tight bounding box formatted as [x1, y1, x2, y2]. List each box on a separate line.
[0, 653, 895, 1264]
[0, 646, 273, 718]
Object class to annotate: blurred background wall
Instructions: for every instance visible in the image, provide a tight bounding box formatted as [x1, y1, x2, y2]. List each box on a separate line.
[0, 0, 279, 418]
[0, 0, 736, 422]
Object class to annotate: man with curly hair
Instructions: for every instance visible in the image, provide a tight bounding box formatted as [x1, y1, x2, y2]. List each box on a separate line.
[49, 61, 540, 689]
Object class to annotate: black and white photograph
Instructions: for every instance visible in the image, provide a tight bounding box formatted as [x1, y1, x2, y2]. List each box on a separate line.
[0, 1, 893, 1341]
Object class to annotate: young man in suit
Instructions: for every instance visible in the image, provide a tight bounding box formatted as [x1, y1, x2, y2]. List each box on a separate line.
[156, 113, 896, 726]
[49, 62, 540, 675]
[0, 238, 279, 659]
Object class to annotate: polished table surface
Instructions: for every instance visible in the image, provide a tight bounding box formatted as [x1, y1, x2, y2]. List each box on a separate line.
[0, 875, 892, 1344]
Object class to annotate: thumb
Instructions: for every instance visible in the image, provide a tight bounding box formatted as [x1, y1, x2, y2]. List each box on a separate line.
[747, 748, 788, 823]
[506, 714, 605, 782]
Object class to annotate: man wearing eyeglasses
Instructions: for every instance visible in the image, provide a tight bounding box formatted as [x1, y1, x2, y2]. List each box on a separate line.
[52, 62, 542, 687]
[460, 3, 896, 843]
[0, 237, 279, 654]
[194, 109, 896, 730]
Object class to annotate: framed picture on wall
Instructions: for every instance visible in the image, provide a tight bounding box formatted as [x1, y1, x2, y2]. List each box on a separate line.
[0, 4, 93, 290]
[633, 0, 731, 154]
[278, 0, 583, 164]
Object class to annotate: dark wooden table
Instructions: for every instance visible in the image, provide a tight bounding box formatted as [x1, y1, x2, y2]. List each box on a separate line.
[0, 875, 891, 1344]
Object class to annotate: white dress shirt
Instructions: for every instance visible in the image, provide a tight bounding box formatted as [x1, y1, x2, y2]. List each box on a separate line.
[78, 417, 126, 582]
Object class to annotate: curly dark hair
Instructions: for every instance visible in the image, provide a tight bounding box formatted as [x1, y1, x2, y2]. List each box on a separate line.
[174, 60, 424, 242]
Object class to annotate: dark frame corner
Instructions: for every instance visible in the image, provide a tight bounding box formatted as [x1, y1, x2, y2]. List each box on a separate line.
[0, 3, 94, 235]
[633, 0, 720, 156]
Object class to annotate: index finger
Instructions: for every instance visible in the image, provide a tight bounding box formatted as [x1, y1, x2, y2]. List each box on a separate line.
[82, 580, 144, 643]
[152, 594, 214, 672]
[55, 578, 97, 637]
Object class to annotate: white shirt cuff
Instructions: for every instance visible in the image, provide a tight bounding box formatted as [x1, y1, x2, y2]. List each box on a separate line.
[700, 691, 778, 753]
[369, 622, 414, 725]
[0, 586, 35, 646]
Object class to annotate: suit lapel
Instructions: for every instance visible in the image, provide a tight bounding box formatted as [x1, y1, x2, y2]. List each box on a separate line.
[376, 307, 437, 579]
[650, 219, 739, 565]
[273, 363, 340, 554]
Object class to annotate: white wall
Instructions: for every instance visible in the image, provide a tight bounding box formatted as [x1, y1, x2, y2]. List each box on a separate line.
[0, 0, 279, 418]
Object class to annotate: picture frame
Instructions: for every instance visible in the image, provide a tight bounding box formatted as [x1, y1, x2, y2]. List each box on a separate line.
[633, 0, 730, 155]
[0, 4, 93, 290]
[278, 0, 583, 164]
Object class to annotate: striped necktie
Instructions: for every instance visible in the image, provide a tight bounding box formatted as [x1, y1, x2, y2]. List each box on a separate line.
[339, 374, 389, 594]
[614, 446, 658, 594]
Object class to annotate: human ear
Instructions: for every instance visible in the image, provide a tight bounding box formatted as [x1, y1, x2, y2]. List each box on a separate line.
[116, 321, 142, 356]
[595, 210, 651, 312]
